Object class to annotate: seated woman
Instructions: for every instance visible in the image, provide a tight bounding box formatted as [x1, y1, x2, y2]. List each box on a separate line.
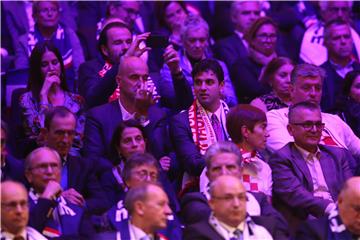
[100, 120, 179, 211]
[337, 70, 360, 138]
[226, 104, 272, 197]
[251, 57, 294, 112]
[230, 17, 280, 103]
[19, 41, 85, 155]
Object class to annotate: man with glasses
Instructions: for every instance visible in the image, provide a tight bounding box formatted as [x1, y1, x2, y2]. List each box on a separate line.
[24, 147, 92, 239]
[266, 63, 360, 161]
[1, 181, 46, 240]
[184, 175, 273, 240]
[42, 106, 109, 215]
[270, 101, 354, 234]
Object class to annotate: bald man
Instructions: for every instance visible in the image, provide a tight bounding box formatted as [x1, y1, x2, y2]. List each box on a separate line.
[83, 56, 192, 168]
[296, 177, 360, 240]
[184, 175, 273, 240]
[0, 181, 46, 240]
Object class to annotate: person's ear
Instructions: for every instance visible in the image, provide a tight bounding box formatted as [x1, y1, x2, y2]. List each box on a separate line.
[100, 45, 110, 58]
[39, 128, 49, 144]
[241, 125, 250, 140]
[134, 200, 145, 216]
[287, 124, 294, 137]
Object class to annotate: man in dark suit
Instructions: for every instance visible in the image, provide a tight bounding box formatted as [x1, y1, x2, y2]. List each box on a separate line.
[270, 101, 354, 234]
[83, 55, 192, 168]
[296, 177, 360, 240]
[24, 147, 93, 239]
[321, 19, 360, 112]
[184, 175, 274, 240]
[170, 59, 230, 177]
[213, 1, 261, 69]
[42, 106, 109, 215]
[181, 141, 289, 240]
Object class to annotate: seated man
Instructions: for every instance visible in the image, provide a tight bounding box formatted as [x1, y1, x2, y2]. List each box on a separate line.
[321, 19, 360, 112]
[24, 147, 92, 239]
[270, 101, 354, 233]
[159, 14, 237, 107]
[170, 59, 230, 178]
[296, 176, 360, 240]
[0, 181, 46, 239]
[83, 56, 192, 168]
[181, 141, 289, 240]
[184, 175, 273, 240]
[41, 106, 109, 214]
[266, 63, 360, 162]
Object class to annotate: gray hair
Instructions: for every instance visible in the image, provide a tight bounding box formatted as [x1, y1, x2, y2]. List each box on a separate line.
[25, 147, 61, 171]
[204, 141, 242, 169]
[290, 63, 326, 85]
[181, 14, 209, 42]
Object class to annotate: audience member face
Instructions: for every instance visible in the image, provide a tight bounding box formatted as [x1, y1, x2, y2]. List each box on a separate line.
[194, 70, 223, 112]
[326, 24, 353, 60]
[350, 75, 360, 102]
[165, 2, 187, 32]
[140, 185, 172, 231]
[118, 57, 149, 101]
[1, 127, 6, 164]
[338, 178, 360, 235]
[183, 27, 208, 60]
[41, 50, 61, 82]
[119, 127, 146, 159]
[245, 121, 269, 151]
[1, 182, 29, 235]
[34, 1, 60, 28]
[126, 164, 158, 189]
[321, 1, 351, 23]
[287, 107, 323, 152]
[291, 76, 322, 105]
[209, 176, 247, 228]
[251, 23, 277, 56]
[271, 63, 294, 97]
[102, 26, 132, 64]
[25, 149, 61, 193]
[206, 152, 241, 182]
[232, 2, 261, 33]
[45, 114, 76, 158]
[111, 1, 140, 28]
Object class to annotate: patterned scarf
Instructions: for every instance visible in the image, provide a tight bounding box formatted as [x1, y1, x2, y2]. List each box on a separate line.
[327, 208, 355, 240]
[188, 100, 229, 155]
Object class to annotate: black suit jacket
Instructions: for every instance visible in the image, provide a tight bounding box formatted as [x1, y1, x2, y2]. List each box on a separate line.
[66, 155, 110, 214]
[1, 154, 27, 185]
[320, 60, 360, 112]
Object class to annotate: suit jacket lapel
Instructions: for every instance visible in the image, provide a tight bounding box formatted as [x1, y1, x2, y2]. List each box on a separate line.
[66, 155, 78, 189]
[318, 149, 338, 200]
[289, 143, 314, 192]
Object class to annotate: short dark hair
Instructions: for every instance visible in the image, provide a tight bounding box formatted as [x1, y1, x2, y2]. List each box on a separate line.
[288, 101, 321, 123]
[155, 1, 188, 30]
[291, 63, 326, 85]
[124, 182, 162, 214]
[122, 153, 159, 183]
[192, 59, 224, 84]
[28, 41, 68, 102]
[324, 19, 350, 41]
[245, 16, 277, 43]
[343, 70, 360, 96]
[226, 104, 267, 143]
[260, 57, 294, 85]
[44, 106, 75, 130]
[98, 20, 131, 59]
[204, 141, 242, 169]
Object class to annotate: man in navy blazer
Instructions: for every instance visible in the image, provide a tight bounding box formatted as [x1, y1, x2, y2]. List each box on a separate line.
[83, 55, 192, 168]
[296, 177, 360, 240]
[270, 101, 354, 234]
[320, 19, 360, 112]
[42, 106, 109, 215]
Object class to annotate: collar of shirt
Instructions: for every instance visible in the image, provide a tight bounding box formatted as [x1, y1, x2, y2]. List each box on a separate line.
[129, 221, 153, 240]
[294, 143, 321, 162]
[0, 229, 27, 240]
[119, 99, 136, 121]
[209, 213, 244, 240]
[234, 30, 249, 50]
[206, 104, 223, 122]
[329, 59, 354, 71]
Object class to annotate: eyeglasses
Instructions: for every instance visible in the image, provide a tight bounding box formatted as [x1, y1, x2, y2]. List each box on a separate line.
[256, 34, 277, 41]
[29, 162, 61, 173]
[290, 121, 325, 131]
[212, 193, 248, 203]
[39, 7, 59, 15]
[2, 200, 28, 210]
[133, 170, 158, 181]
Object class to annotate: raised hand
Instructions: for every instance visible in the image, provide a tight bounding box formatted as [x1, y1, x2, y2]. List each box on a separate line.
[62, 188, 85, 207]
[163, 44, 181, 75]
[40, 71, 61, 103]
[134, 81, 160, 116]
[41, 180, 62, 200]
[123, 32, 151, 58]
[159, 156, 171, 171]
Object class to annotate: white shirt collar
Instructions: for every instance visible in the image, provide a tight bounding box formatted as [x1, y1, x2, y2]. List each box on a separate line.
[0, 229, 27, 240]
[118, 98, 136, 121]
[129, 221, 153, 240]
[294, 143, 321, 162]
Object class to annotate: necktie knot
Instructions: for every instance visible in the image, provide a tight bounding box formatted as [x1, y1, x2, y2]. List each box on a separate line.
[230, 229, 243, 240]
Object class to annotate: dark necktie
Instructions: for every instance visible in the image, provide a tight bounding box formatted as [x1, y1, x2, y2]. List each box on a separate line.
[211, 114, 224, 141]
[230, 229, 243, 240]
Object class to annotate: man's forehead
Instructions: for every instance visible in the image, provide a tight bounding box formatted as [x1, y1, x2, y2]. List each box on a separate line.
[296, 76, 322, 85]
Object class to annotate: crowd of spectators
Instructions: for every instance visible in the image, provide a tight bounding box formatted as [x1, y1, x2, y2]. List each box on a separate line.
[1, 1, 360, 239]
